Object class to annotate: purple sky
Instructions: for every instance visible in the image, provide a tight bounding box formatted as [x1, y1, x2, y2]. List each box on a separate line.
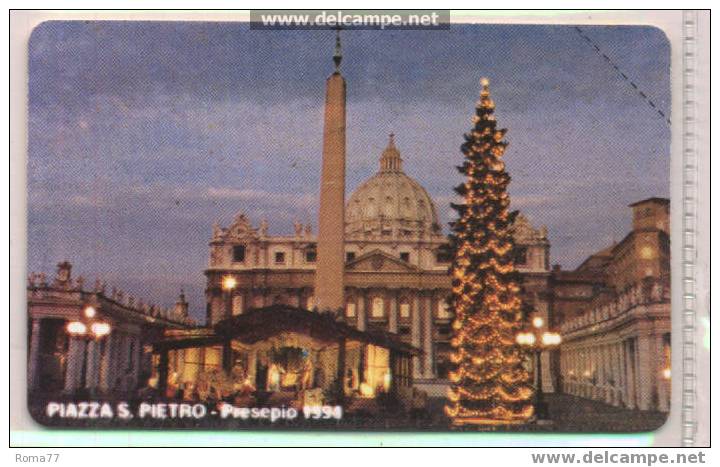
[28, 22, 670, 321]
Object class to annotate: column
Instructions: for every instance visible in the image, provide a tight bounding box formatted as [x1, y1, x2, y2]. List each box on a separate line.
[606, 344, 616, 405]
[423, 295, 434, 378]
[592, 348, 601, 399]
[388, 292, 398, 334]
[540, 350, 554, 393]
[590, 345, 605, 400]
[559, 350, 565, 390]
[158, 350, 169, 396]
[336, 338, 347, 402]
[614, 343, 624, 406]
[248, 349, 258, 386]
[27, 318, 42, 391]
[656, 335, 670, 412]
[99, 333, 115, 392]
[573, 350, 579, 394]
[584, 350, 589, 396]
[411, 295, 422, 379]
[85, 340, 101, 392]
[176, 348, 186, 387]
[624, 339, 637, 409]
[603, 345, 612, 403]
[357, 292, 366, 332]
[635, 335, 654, 410]
[64, 337, 86, 393]
[132, 334, 142, 390]
[118, 333, 131, 392]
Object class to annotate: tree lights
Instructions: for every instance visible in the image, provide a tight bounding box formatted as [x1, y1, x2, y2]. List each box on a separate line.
[444, 78, 534, 426]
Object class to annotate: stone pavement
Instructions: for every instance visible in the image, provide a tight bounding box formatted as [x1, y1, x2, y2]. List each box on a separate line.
[426, 393, 668, 432]
[538, 393, 668, 432]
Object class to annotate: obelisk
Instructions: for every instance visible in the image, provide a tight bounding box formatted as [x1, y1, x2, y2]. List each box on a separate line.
[315, 31, 346, 312]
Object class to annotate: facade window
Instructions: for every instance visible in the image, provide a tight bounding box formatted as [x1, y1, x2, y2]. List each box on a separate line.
[399, 303, 411, 319]
[232, 295, 244, 316]
[371, 297, 385, 318]
[346, 302, 356, 318]
[398, 326, 410, 336]
[399, 252, 410, 262]
[514, 246, 528, 265]
[305, 248, 317, 263]
[346, 252, 356, 262]
[437, 300, 453, 319]
[274, 251, 286, 264]
[232, 245, 246, 262]
[436, 358, 451, 379]
[435, 247, 452, 264]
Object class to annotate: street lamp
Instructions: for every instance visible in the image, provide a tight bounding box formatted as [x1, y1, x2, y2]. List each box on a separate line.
[532, 316, 544, 329]
[222, 275, 237, 318]
[222, 275, 237, 291]
[516, 314, 562, 421]
[66, 306, 112, 339]
[65, 305, 112, 395]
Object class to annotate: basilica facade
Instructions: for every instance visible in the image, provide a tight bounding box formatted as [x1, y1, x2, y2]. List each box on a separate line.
[204, 135, 551, 394]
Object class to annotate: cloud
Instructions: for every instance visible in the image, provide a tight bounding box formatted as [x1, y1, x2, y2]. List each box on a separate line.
[27, 23, 671, 321]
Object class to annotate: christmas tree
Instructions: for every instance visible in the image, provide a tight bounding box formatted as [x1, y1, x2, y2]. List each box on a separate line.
[444, 78, 534, 426]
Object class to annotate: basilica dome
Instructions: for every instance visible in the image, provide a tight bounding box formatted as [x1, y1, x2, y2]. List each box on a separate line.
[345, 135, 441, 239]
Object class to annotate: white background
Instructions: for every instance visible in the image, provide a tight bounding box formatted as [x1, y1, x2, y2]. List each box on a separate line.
[3, 1, 713, 460]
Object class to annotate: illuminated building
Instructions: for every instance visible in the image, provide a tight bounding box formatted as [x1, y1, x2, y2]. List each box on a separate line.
[203, 36, 551, 397]
[557, 198, 671, 412]
[26, 261, 192, 397]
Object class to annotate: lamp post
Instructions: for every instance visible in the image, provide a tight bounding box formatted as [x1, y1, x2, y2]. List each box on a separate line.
[516, 315, 561, 421]
[65, 305, 112, 396]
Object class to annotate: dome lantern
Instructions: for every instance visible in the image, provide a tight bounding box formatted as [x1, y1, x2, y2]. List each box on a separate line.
[379, 133, 403, 173]
[346, 135, 440, 240]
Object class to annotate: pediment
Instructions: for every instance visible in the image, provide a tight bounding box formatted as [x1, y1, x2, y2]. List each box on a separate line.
[345, 249, 418, 272]
[223, 213, 259, 241]
[512, 213, 546, 243]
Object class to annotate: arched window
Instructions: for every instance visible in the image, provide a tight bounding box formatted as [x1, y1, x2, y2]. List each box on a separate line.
[346, 302, 357, 318]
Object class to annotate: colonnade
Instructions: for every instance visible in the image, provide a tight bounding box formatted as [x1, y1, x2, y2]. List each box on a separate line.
[560, 333, 670, 412]
[27, 318, 145, 395]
